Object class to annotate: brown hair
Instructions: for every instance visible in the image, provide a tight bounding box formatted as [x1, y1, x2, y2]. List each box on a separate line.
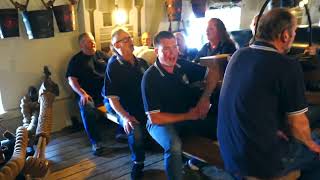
[209, 18, 233, 43]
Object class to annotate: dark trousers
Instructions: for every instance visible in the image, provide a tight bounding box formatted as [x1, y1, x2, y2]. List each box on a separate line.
[79, 100, 105, 145]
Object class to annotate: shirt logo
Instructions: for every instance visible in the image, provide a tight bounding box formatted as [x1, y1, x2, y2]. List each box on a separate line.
[96, 58, 106, 64]
[140, 67, 146, 74]
[182, 74, 189, 84]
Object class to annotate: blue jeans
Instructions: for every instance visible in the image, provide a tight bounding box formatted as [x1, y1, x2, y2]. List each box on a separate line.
[78, 100, 105, 145]
[147, 116, 217, 180]
[104, 99, 146, 164]
[280, 131, 320, 180]
[118, 117, 146, 164]
[234, 131, 320, 180]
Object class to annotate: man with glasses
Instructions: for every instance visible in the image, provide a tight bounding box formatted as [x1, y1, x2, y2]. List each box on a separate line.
[102, 28, 149, 180]
[66, 32, 109, 156]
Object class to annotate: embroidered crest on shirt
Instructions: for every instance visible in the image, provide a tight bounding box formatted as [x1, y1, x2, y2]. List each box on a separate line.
[96, 58, 105, 64]
[140, 66, 146, 74]
[182, 74, 189, 85]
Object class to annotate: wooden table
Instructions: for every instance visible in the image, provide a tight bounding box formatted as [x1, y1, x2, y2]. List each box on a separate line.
[305, 91, 320, 105]
[198, 54, 230, 81]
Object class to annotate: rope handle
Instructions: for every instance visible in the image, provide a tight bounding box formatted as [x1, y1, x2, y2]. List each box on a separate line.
[9, 0, 29, 11]
[41, 0, 77, 8]
[69, 0, 77, 5]
[41, 0, 55, 9]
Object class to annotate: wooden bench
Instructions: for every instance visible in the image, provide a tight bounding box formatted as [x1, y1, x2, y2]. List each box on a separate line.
[181, 136, 224, 168]
[97, 106, 118, 123]
[245, 170, 300, 180]
[97, 105, 224, 168]
[97, 106, 300, 180]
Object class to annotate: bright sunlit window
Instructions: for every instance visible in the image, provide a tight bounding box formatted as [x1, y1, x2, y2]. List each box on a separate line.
[113, 8, 128, 25]
[0, 91, 6, 115]
[185, 6, 241, 49]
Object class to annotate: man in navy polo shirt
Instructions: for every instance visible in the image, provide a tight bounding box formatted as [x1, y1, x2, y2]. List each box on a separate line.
[141, 31, 219, 180]
[103, 28, 149, 180]
[218, 8, 320, 179]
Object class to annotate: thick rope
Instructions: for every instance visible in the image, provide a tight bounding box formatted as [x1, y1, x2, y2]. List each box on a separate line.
[36, 92, 55, 140]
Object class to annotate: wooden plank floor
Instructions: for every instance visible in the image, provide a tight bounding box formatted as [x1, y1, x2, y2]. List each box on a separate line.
[43, 123, 165, 180]
[44, 123, 218, 180]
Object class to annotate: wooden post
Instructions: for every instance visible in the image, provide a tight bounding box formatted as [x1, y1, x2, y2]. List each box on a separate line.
[135, 0, 143, 37]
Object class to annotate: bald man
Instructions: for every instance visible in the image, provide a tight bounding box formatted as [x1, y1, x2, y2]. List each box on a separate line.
[173, 32, 198, 61]
[103, 28, 149, 180]
[66, 32, 109, 156]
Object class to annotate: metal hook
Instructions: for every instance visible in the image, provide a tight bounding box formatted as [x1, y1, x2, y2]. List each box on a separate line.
[41, 0, 55, 9]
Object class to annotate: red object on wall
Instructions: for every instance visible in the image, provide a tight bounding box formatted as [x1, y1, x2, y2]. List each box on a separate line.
[0, 9, 19, 38]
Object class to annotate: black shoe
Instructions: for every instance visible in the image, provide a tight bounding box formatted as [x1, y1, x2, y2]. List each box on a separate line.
[92, 143, 104, 156]
[131, 163, 144, 180]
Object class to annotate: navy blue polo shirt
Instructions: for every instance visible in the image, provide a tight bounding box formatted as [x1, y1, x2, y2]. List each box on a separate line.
[141, 59, 208, 115]
[217, 41, 308, 177]
[66, 50, 108, 105]
[195, 40, 236, 60]
[103, 55, 149, 122]
[179, 48, 198, 61]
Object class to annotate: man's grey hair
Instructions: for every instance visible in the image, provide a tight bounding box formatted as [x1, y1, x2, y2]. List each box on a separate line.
[256, 8, 295, 41]
[111, 28, 129, 45]
[78, 32, 93, 44]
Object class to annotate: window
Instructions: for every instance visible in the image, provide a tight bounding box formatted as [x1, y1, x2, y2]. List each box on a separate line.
[206, 6, 241, 32]
[185, 5, 241, 50]
[0, 91, 5, 115]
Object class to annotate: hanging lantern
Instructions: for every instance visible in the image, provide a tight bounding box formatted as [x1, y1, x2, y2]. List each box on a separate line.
[165, 0, 182, 21]
[0, 9, 19, 38]
[191, 0, 207, 18]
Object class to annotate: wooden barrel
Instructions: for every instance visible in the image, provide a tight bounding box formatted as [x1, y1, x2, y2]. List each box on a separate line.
[53, 4, 76, 32]
[165, 0, 182, 21]
[21, 9, 54, 39]
[0, 9, 19, 38]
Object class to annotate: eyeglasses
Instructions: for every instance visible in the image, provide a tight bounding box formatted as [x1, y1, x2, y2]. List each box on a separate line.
[115, 36, 133, 44]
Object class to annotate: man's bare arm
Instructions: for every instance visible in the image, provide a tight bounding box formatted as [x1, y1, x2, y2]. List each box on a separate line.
[68, 77, 92, 105]
[288, 113, 320, 153]
[148, 108, 200, 125]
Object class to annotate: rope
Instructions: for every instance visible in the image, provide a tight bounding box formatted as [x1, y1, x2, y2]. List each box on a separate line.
[0, 126, 28, 180]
